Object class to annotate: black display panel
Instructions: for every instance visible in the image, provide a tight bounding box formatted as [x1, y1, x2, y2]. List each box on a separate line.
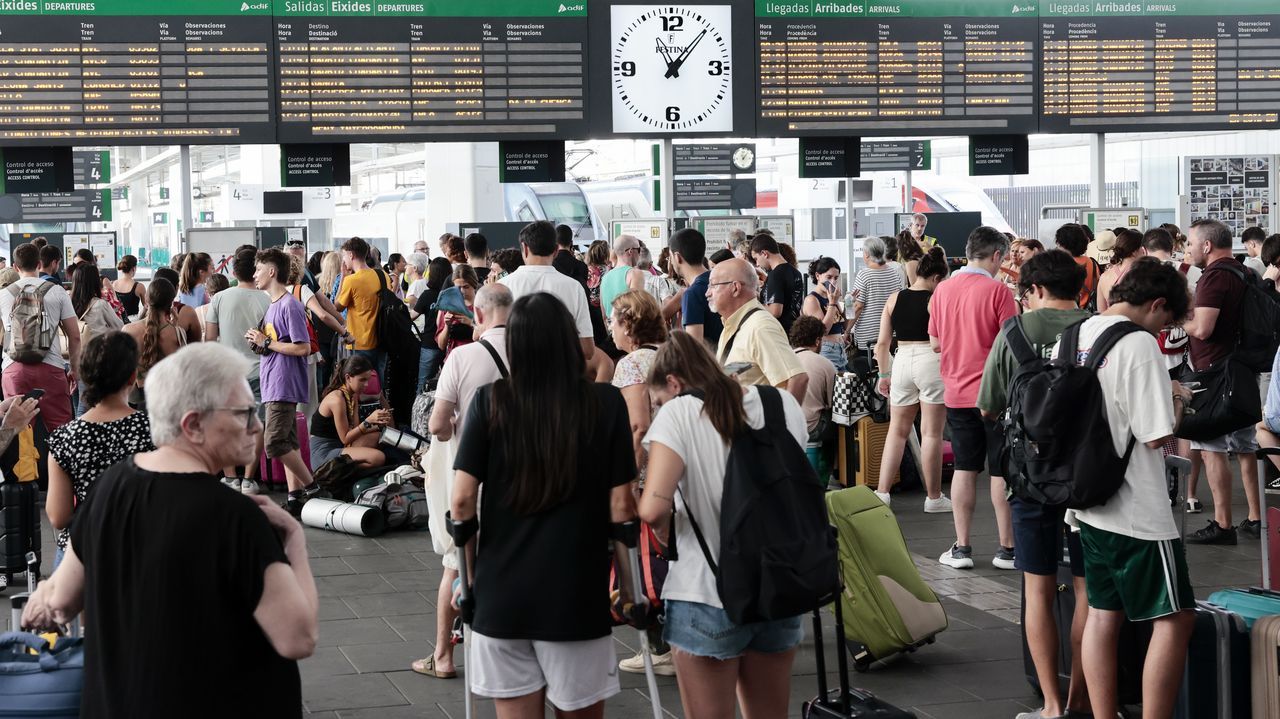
[756, 1, 1038, 137]
[0, 0, 275, 146]
[273, 0, 588, 143]
[1040, 2, 1280, 133]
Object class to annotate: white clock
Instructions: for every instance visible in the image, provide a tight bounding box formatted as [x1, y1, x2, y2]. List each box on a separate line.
[610, 4, 734, 134]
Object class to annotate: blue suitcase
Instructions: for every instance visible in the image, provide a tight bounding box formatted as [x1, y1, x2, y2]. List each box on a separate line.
[1205, 587, 1280, 630]
[0, 595, 83, 718]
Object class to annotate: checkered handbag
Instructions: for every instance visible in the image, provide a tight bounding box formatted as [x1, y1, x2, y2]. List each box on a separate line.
[832, 371, 875, 425]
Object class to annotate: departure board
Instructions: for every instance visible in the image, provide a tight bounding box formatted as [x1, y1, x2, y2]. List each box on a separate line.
[1041, 1, 1280, 132]
[0, 0, 274, 146]
[273, 0, 587, 143]
[756, 1, 1038, 136]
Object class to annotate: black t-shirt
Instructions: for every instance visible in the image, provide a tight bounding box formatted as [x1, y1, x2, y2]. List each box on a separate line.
[764, 263, 805, 333]
[413, 287, 442, 348]
[474, 266, 490, 285]
[553, 249, 590, 289]
[70, 458, 300, 718]
[453, 382, 635, 641]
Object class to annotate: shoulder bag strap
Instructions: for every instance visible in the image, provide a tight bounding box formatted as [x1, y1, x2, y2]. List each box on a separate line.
[477, 339, 508, 379]
[755, 384, 785, 429]
[677, 485, 718, 577]
[1083, 321, 1144, 371]
[718, 307, 763, 363]
[1000, 316, 1039, 366]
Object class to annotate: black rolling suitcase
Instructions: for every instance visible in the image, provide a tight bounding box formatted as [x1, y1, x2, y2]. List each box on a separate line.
[1172, 601, 1250, 719]
[803, 591, 914, 718]
[0, 479, 39, 589]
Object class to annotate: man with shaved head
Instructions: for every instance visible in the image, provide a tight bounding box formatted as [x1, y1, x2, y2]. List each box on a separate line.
[599, 234, 646, 318]
[418, 282, 512, 681]
[708, 258, 808, 404]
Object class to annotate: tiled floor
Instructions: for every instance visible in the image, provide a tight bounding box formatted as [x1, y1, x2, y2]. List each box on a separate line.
[10, 470, 1269, 718]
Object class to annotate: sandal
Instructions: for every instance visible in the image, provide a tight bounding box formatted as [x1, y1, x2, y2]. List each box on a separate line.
[410, 656, 457, 678]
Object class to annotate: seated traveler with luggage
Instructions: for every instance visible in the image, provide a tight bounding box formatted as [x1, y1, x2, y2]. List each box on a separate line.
[975, 250, 1092, 719]
[47, 332, 154, 571]
[638, 331, 809, 719]
[1055, 259, 1196, 719]
[309, 355, 391, 470]
[448, 292, 637, 718]
[22, 343, 318, 717]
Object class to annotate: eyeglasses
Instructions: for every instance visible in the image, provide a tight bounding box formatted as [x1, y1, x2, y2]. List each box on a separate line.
[211, 405, 260, 431]
[708, 280, 739, 290]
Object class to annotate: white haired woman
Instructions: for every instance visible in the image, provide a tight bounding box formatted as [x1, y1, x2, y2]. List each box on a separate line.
[21, 343, 318, 716]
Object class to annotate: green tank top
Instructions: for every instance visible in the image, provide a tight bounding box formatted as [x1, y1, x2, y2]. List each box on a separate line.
[600, 266, 632, 318]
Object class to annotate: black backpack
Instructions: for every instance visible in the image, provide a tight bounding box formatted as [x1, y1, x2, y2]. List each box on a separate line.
[683, 386, 840, 625]
[372, 268, 419, 353]
[1205, 262, 1280, 374]
[999, 317, 1143, 509]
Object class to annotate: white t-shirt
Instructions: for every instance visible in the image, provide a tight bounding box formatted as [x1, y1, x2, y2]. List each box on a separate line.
[0, 277, 76, 370]
[407, 278, 429, 301]
[642, 386, 808, 608]
[1055, 315, 1178, 540]
[1244, 255, 1266, 279]
[499, 264, 593, 339]
[205, 286, 270, 380]
[434, 327, 507, 432]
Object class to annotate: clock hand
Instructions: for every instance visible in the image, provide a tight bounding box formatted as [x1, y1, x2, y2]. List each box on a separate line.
[655, 37, 677, 75]
[665, 28, 707, 79]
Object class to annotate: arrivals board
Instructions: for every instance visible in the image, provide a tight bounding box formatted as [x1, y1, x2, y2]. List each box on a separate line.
[755, 1, 1038, 136]
[0, 0, 275, 146]
[1040, 1, 1280, 133]
[273, 0, 588, 143]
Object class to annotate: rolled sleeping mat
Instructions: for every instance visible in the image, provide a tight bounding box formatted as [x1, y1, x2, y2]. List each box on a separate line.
[380, 426, 429, 453]
[300, 498, 385, 537]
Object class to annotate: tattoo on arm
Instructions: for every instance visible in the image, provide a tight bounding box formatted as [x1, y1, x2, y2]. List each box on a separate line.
[652, 492, 673, 503]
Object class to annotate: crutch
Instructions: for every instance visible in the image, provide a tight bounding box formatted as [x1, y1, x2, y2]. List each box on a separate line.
[614, 521, 663, 719]
[448, 513, 479, 719]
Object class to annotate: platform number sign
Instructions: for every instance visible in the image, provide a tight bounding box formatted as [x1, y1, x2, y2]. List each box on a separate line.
[611, 5, 734, 133]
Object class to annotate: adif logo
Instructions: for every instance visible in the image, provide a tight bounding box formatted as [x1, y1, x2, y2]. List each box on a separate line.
[1011, 3, 1035, 12]
[558, 3, 585, 11]
[241, 1, 269, 10]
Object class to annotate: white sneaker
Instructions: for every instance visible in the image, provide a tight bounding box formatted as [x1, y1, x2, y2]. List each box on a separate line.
[618, 650, 676, 676]
[938, 543, 974, 569]
[874, 491, 891, 506]
[220, 477, 238, 489]
[923, 494, 953, 513]
[239, 479, 260, 496]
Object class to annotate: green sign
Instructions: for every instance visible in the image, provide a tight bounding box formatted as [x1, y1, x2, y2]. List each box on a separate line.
[1041, 0, 1276, 17]
[152, 212, 167, 224]
[756, 0, 1037, 18]
[0, 0, 271, 15]
[271, 0, 582, 18]
[199, 211, 215, 223]
[158, 187, 169, 200]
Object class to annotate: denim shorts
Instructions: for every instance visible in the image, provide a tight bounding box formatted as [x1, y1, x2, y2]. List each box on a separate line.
[663, 599, 804, 661]
[1267, 415, 1280, 435]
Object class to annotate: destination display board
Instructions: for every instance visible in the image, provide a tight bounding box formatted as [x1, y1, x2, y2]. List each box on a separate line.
[756, 1, 1038, 136]
[1040, 1, 1280, 133]
[0, 0, 275, 146]
[273, 0, 588, 143]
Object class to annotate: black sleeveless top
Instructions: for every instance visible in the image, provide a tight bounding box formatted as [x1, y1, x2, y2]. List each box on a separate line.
[310, 407, 340, 441]
[890, 288, 932, 342]
[115, 284, 141, 317]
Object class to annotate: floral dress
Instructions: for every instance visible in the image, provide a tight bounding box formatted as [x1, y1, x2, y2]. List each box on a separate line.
[48, 412, 155, 551]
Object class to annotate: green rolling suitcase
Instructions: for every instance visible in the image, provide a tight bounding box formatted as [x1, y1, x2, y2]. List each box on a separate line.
[825, 486, 947, 671]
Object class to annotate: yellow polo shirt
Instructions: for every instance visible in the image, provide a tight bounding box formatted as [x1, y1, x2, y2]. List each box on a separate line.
[337, 268, 394, 350]
[716, 299, 805, 388]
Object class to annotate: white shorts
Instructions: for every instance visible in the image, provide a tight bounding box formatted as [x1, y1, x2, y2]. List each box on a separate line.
[468, 632, 620, 711]
[889, 344, 944, 407]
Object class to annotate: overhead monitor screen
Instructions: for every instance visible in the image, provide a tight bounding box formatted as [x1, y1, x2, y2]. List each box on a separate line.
[755, 1, 1038, 136]
[0, 0, 275, 145]
[1039, 1, 1280, 132]
[273, 0, 588, 143]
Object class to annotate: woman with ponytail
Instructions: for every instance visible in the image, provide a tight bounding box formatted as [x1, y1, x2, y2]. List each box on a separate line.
[122, 278, 187, 409]
[308, 355, 390, 468]
[636, 331, 809, 719]
[1096, 228, 1146, 312]
[47, 331, 154, 569]
[872, 246, 952, 512]
[177, 251, 213, 307]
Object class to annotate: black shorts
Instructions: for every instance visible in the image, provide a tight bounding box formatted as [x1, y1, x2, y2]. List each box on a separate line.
[1011, 499, 1085, 577]
[946, 406, 1003, 474]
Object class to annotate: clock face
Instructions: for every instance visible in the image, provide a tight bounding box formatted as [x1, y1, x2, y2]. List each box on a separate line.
[610, 5, 734, 134]
[732, 146, 754, 171]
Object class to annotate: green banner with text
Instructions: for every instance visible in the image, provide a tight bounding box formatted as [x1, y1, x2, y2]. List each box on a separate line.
[272, 0, 583, 18]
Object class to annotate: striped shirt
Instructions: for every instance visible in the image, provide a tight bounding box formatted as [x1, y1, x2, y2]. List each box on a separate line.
[852, 265, 906, 348]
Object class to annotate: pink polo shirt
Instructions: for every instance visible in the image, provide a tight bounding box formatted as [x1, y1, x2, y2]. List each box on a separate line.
[927, 267, 1018, 408]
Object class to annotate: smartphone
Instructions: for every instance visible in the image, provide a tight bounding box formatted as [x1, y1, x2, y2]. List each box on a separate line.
[724, 362, 753, 376]
[23, 389, 44, 401]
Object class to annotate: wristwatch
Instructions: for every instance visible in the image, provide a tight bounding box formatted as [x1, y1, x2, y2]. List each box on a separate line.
[262, 337, 273, 354]
[362, 420, 373, 431]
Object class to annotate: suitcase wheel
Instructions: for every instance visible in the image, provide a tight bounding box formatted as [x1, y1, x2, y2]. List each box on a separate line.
[853, 657, 871, 673]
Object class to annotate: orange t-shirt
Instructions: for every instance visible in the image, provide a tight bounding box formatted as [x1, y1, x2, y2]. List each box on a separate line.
[1074, 255, 1100, 309]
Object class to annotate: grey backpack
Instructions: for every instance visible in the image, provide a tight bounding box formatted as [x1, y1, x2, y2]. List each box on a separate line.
[355, 482, 428, 531]
[6, 282, 55, 364]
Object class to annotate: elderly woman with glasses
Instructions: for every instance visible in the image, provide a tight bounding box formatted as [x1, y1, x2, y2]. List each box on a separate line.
[22, 343, 319, 717]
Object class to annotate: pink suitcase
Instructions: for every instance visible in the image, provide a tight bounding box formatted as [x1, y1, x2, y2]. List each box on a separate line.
[259, 412, 311, 490]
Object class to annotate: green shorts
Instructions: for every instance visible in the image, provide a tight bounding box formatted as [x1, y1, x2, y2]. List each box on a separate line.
[1078, 522, 1195, 622]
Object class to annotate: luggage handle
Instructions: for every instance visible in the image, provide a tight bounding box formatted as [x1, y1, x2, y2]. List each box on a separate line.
[0, 632, 57, 670]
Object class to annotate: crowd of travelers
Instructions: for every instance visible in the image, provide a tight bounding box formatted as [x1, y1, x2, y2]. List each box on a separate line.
[6, 213, 1278, 719]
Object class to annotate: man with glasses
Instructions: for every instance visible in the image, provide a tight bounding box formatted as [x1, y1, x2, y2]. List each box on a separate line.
[599, 234, 645, 319]
[708, 258, 807, 404]
[245, 247, 324, 515]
